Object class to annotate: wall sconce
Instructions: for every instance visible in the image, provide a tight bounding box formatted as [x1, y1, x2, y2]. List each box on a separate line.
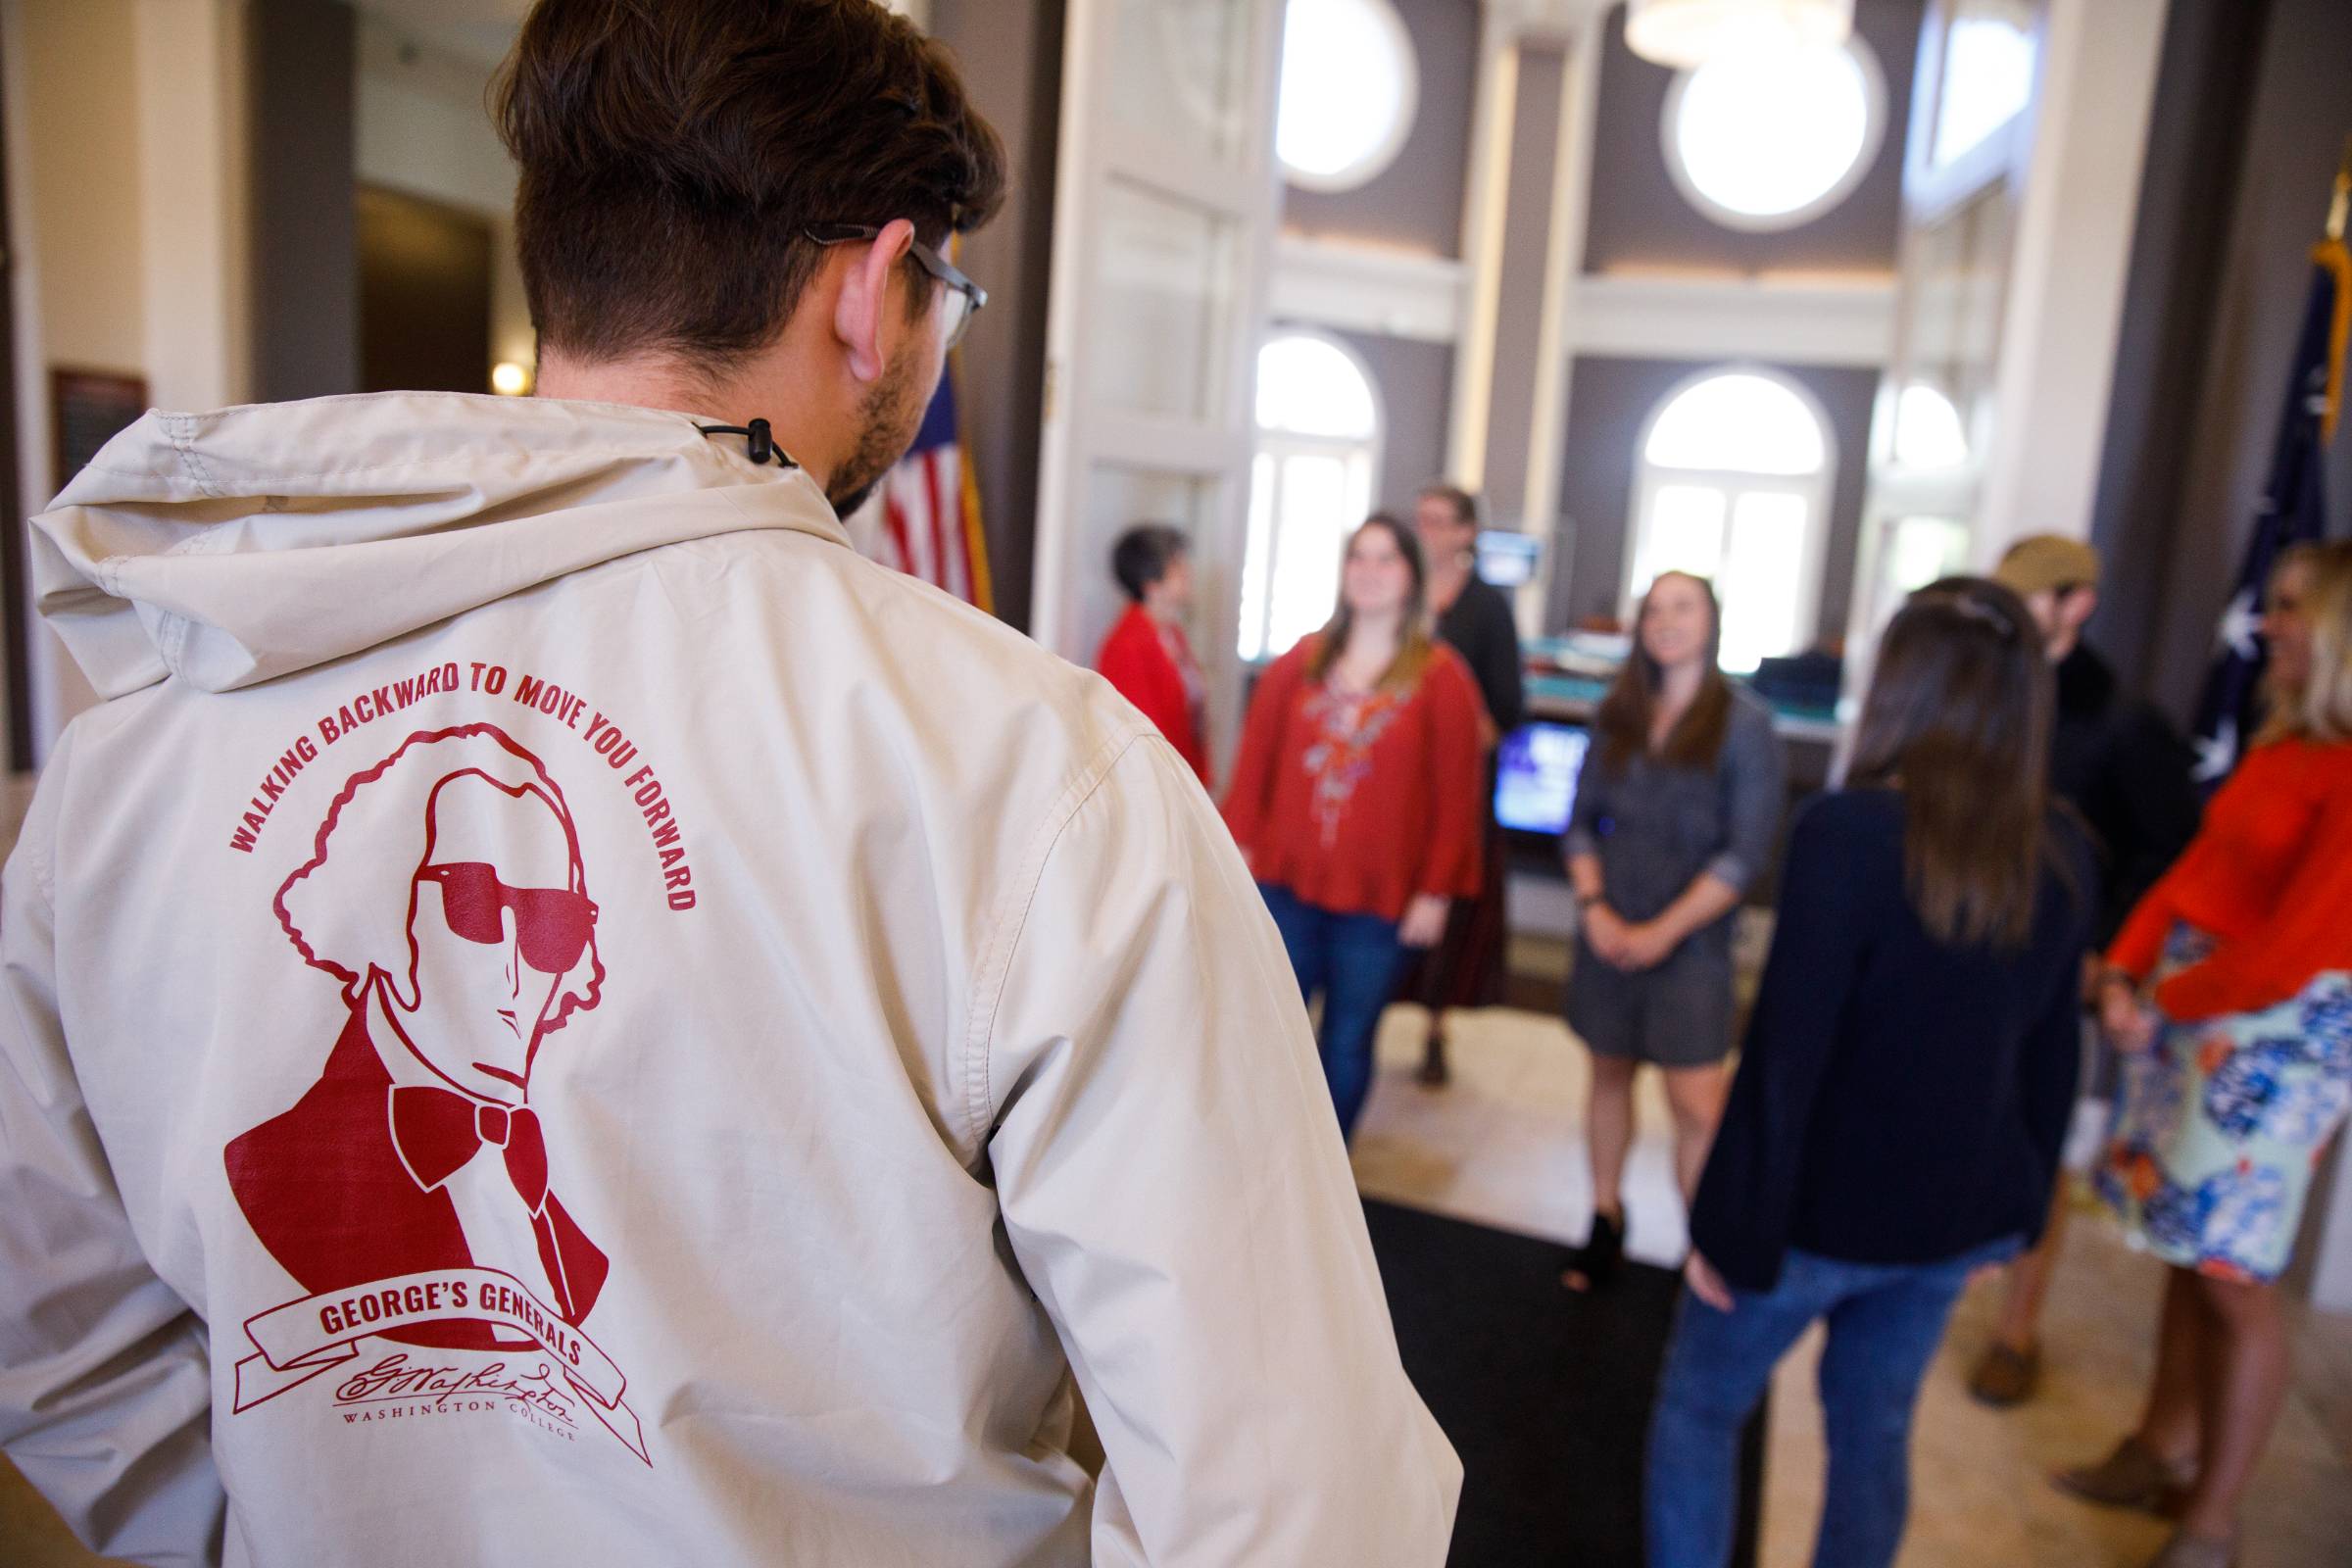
[491, 361, 532, 397]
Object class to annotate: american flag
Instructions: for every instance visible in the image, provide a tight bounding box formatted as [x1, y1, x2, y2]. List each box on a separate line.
[851, 371, 993, 611]
[2188, 234, 2347, 788]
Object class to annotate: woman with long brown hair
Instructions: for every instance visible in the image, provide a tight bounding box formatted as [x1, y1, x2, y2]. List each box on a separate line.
[1643, 578, 2092, 1568]
[1224, 514, 1487, 1142]
[2061, 540, 2352, 1568]
[1559, 570, 1785, 1290]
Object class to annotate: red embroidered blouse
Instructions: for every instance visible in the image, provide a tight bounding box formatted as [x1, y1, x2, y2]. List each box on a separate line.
[2107, 737, 2352, 1021]
[1096, 604, 1210, 783]
[1221, 638, 1486, 922]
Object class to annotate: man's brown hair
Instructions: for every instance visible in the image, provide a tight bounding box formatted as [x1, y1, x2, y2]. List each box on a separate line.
[1417, 484, 1480, 530]
[495, 0, 1007, 371]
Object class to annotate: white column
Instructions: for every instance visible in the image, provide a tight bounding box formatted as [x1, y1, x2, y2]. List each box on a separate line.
[1972, 0, 2168, 561]
[1448, 0, 1611, 634]
[1445, 7, 1526, 491]
[1515, 15, 1604, 636]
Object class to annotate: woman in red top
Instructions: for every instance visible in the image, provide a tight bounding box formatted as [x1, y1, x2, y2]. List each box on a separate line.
[1096, 524, 1211, 783]
[1224, 514, 1486, 1142]
[2062, 541, 2352, 1568]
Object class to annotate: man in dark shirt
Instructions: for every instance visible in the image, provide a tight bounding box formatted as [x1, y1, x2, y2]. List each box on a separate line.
[1970, 535, 2201, 1405]
[1407, 485, 1527, 1084]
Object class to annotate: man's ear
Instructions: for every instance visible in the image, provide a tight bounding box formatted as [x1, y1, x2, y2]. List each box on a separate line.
[2069, 585, 2101, 632]
[832, 219, 918, 384]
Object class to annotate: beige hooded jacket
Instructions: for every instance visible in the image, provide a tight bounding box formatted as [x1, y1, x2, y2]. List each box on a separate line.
[0, 392, 1459, 1567]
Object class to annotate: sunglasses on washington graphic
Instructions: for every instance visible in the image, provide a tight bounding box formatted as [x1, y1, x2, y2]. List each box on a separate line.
[416, 862, 598, 975]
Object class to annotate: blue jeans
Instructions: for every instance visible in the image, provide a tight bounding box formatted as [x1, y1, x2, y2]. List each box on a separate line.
[1258, 883, 1405, 1142]
[1645, 1239, 2018, 1568]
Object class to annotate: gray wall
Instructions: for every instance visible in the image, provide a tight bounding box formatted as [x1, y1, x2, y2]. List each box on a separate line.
[1280, 0, 1478, 257]
[1322, 326, 1456, 516]
[2088, 0, 2352, 722]
[1547, 356, 1875, 646]
[1580, 0, 1921, 276]
[929, 0, 1064, 633]
[249, 0, 358, 402]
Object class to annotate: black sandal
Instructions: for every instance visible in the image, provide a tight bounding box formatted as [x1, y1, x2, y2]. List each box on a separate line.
[1562, 1209, 1624, 1293]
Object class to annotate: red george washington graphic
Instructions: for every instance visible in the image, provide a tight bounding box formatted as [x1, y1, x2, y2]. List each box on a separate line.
[227, 724, 611, 1351]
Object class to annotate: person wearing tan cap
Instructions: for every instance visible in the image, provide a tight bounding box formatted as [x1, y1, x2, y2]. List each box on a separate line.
[1968, 535, 2201, 1407]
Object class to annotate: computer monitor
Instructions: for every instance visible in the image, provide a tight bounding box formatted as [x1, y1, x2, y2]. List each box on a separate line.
[1494, 721, 1590, 837]
[1476, 530, 1544, 589]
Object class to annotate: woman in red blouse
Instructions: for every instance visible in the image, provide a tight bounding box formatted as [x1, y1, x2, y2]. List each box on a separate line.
[1224, 514, 1487, 1142]
[2062, 541, 2352, 1568]
[1096, 524, 1211, 783]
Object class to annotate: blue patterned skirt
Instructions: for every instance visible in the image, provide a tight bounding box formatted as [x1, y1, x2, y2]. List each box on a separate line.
[2096, 926, 2352, 1283]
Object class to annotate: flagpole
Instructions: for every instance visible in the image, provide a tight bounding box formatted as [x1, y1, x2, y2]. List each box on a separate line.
[2328, 134, 2350, 244]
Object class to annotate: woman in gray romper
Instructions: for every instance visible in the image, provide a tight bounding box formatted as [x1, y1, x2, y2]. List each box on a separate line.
[1561, 571, 1785, 1291]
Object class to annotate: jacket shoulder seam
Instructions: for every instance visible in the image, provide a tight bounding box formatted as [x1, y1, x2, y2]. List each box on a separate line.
[957, 722, 1152, 1152]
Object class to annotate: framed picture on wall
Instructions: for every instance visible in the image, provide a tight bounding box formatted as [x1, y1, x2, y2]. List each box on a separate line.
[50, 367, 149, 492]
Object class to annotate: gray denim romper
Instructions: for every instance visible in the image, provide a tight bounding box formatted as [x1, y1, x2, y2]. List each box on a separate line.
[1563, 686, 1785, 1067]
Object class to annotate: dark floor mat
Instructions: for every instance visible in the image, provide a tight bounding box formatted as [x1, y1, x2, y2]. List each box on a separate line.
[1363, 1199, 1765, 1567]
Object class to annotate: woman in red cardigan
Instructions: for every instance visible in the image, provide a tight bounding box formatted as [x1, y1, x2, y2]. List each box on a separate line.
[1096, 524, 1210, 783]
[1223, 514, 1486, 1142]
[2062, 541, 2352, 1568]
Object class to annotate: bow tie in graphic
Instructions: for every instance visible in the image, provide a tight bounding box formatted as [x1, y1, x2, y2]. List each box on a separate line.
[389, 1087, 550, 1213]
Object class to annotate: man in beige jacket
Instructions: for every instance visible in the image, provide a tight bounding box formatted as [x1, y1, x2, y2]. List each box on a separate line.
[0, 3, 1459, 1564]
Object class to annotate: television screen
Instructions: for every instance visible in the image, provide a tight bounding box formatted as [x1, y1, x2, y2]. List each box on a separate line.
[1494, 721, 1590, 836]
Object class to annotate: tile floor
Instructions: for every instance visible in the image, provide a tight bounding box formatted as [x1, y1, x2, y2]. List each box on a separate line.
[8, 997, 2350, 1566]
[1353, 1002, 2352, 1568]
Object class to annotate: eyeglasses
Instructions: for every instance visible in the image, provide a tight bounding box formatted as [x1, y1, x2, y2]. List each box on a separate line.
[807, 222, 988, 349]
[416, 862, 597, 975]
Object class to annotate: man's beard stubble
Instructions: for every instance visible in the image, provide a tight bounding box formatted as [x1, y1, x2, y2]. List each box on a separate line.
[825, 343, 932, 519]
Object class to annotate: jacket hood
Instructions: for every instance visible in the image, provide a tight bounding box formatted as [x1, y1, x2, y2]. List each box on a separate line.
[32, 391, 850, 698]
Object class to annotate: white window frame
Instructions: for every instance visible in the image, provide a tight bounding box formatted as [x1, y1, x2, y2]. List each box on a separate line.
[1241, 327, 1385, 662]
[1624, 367, 1838, 671]
[1660, 33, 1889, 234]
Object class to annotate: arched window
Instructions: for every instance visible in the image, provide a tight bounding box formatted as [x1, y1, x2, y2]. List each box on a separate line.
[1930, 1, 2037, 170]
[1275, 0, 1418, 191]
[1891, 381, 1970, 469]
[1629, 369, 1834, 673]
[1663, 35, 1886, 231]
[1241, 331, 1381, 662]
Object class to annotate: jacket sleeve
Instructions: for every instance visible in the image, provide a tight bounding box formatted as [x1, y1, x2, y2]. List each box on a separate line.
[1413, 656, 1487, 901]
[1473, 590, 1525, 737]
[2094, 704, 2201, 947]
[2154, 762, 2352, 1021]
[1218, 653, 1296, 863]
[0, 761, 223, 1565]
[1707, 700, 1787, 895]
[1687, 799, 1868, 1292]
[981, 735, 1460, 1566]
[2019, 838, 2096, 1228]
[2104, 858, 2184, 983]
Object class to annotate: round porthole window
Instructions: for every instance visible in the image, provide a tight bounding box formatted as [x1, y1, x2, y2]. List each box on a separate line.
[1276, 0, 1419, 192]
[1662, 35, 1886, 231]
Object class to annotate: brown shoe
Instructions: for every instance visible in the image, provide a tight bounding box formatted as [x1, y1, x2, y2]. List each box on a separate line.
[2053, 1437, 2196, 1517]
[1968, 1341, 2040, 1407]
[2143, 1528, 2235, 1568]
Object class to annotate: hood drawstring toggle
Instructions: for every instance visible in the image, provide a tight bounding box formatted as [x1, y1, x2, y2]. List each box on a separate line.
[697, 417, 797, 468]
